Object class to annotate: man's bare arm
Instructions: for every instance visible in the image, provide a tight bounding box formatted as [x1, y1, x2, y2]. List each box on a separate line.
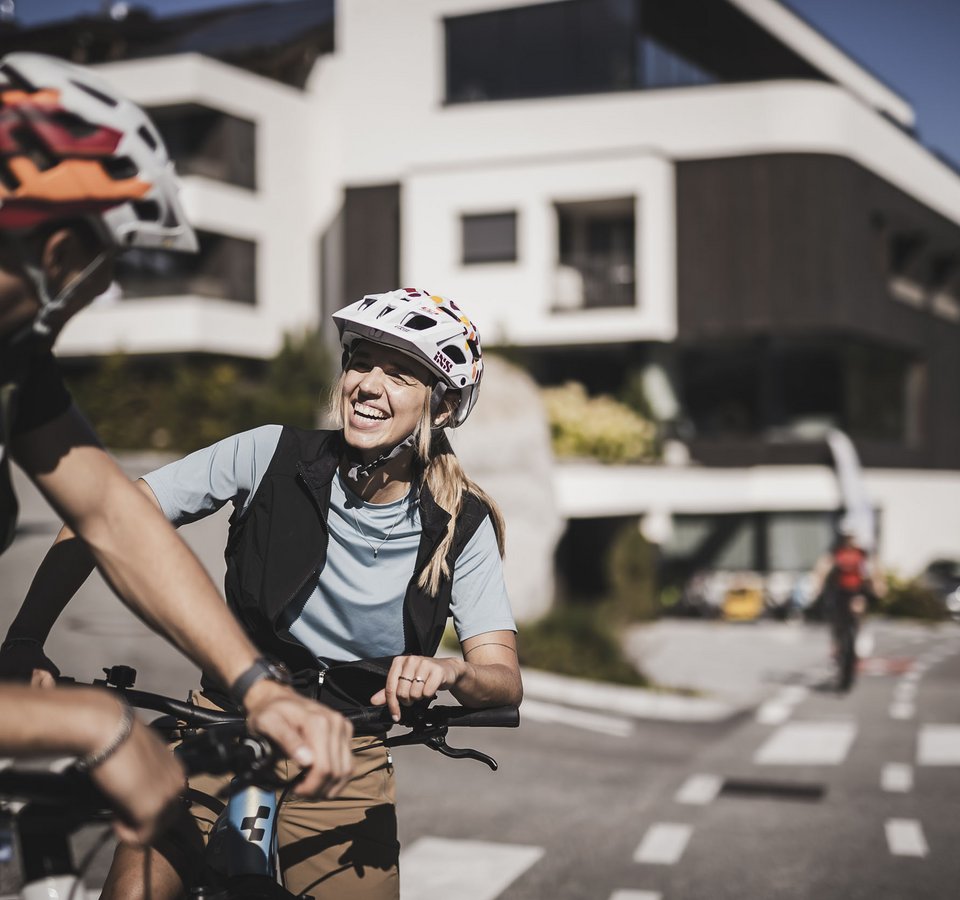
[10, 406, 354, 796]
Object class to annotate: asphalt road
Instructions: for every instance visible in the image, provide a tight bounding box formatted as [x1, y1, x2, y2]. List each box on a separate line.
[2, 461, 959, 898]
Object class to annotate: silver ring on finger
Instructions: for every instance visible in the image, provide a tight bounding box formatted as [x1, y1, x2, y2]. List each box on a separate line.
[398, 676, 414, 683]
[414, 676, 426, 684]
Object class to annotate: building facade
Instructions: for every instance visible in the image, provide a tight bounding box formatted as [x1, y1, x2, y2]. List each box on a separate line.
[6, 0, 960, 590]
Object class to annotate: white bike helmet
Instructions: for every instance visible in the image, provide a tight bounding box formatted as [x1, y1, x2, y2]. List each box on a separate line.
[333, 287, 483, 428]
[0, 53, 197, 333]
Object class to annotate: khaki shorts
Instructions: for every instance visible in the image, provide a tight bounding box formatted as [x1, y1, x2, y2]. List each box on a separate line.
[158, 693, 400, 900]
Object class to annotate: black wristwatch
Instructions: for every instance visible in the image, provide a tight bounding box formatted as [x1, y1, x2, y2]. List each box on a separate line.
[231, 657, 293, 708]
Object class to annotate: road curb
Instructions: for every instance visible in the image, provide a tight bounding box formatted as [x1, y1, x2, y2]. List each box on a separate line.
[519, 667, 743, 723]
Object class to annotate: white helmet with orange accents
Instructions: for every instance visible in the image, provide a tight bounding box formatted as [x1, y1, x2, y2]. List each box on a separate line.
[333, 287, 484, 428]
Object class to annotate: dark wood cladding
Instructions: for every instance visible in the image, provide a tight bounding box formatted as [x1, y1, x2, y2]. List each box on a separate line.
[676, 153, 960, 469]
[343, 184, 401, 304]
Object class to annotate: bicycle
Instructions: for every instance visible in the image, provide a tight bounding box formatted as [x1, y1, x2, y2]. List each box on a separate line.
[0, 665, 520, 899]
[830, 592, 867, 692]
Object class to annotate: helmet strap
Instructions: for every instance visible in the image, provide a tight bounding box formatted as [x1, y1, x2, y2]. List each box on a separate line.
[18, 236, 111, 338]
[343, 383, 450, 484]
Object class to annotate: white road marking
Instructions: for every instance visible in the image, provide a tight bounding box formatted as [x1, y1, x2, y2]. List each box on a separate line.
[754, 721, 857, 765]
[856, 629, 875, 658]
[675, 773, 722, 805]
[889, 702, 915, 720]
[885, 819, 929, 857]
[609, 892, 662, 900]
[755, 702, 793, 725]
[633, 823, 692, 865]
[918, 724, 960, 765]
[893, 681, 916, 701]
[881, 763, 913, 793]
[755, 685, 808, 724]
[399, 837, 544, 900]
[520, 699, 634, 737]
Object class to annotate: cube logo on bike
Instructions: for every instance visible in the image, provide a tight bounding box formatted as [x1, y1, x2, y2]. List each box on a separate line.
[207, 787, 280, 879]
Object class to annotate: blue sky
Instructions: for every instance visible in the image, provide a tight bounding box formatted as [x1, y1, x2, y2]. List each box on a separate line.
[10, 0, 960, 167]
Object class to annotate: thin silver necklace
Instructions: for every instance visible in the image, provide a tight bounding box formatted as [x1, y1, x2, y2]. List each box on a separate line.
[351, 495, 407, 559]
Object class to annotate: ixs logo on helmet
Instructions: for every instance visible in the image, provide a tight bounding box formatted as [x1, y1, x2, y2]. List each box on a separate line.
[433, 350, 454, 374]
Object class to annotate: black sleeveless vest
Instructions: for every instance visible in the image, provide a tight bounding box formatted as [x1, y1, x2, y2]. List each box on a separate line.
[216, 427, 489, 680]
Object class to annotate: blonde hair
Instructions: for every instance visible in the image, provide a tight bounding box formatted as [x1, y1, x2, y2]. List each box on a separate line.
[414, 393, 506, 596]
[328, 369, 505, 596]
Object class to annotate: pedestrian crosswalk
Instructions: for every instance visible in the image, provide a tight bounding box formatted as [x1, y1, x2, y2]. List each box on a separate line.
[399, 837, 544, 900]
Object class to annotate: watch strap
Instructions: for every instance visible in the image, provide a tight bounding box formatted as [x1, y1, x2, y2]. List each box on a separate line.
[230, 657, 292, 707]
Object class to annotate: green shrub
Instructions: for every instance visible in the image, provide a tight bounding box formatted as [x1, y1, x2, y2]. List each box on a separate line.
[516, 605, 649, 686]
[542, 382, 658, 464]
[879, 575, 949, 622]
[66, 330, 333, 452]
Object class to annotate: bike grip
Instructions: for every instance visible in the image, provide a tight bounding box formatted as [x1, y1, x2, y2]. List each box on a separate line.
[431, 705, 520, 728]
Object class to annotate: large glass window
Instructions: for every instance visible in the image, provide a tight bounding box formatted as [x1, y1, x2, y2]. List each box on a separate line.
[683, 339, 919, 445]
[148, 104, 256, 190]
[462, 212, 517, 264]
[555, 197, 635, 310]
[446, 0, 638, 103]
[445, 0, 823, 104]
[115, 230, 257, 305]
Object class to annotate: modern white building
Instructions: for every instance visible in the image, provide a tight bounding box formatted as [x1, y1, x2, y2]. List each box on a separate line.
[7, 0, 960, 591]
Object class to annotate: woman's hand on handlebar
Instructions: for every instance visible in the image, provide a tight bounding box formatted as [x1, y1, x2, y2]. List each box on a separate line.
[0, 640, 60, 688]
[371, 655, 463, 722]
[241, 680, 355, 799]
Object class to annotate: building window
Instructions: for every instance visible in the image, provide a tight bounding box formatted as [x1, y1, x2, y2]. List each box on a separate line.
[638, 35, 716, 89]
[554, 198, 635, 310]
[115, 230, 257, 305]
[147, 104, 256, 190]
[445, 0, 823, 104]
[462, 212, 517, 264]
[446, 0, 638, 103]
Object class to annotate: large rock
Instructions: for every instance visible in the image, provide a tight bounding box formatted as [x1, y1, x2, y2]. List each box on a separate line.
[450, 356, 562, 622]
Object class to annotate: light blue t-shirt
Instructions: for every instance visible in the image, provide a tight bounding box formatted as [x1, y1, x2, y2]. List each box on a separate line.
[143, 425, 516, 662]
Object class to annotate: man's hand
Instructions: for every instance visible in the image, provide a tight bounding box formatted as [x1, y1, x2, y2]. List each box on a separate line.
[242, 680, 354, 798]
[82, 698, 186, 845]
[371, 655, 464, 722]
[0, 641, 60, 688]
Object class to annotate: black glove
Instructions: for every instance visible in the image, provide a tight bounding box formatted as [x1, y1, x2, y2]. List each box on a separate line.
[0, 639, 61, 684]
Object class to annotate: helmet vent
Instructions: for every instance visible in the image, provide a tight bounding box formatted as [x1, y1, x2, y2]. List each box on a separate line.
[70, 79, 119, 108]
[132, 199, 161, 222]
[11, 125, 55, 171]
[102, 155, 138, 180]
[138, 124, 158, 151]
[442, 345, 466, 365]
[401, 313, 438, 331]
[50, 110, 97, 138]
[0, 64, 36, 93]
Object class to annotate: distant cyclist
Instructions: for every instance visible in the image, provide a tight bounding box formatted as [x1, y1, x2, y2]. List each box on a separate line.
[0, 53, 353, 840]
[812, 523, 883, 688]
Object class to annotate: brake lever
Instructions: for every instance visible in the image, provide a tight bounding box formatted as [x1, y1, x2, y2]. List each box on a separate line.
[423, 734, 499, 771]
[381, 725, 499, 770]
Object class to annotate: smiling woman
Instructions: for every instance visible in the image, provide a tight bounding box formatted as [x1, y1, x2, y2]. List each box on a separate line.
[6, 286, 522, 900]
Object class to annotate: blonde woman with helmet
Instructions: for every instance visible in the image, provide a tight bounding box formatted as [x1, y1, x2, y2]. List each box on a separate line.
[8, 287, 522, 898]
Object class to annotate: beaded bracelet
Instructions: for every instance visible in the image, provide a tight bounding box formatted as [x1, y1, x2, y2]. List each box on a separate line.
[75, 699, 134, 773]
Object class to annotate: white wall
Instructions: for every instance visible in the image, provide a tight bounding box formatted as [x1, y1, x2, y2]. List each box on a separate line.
[403, 155, 676, 344]
[554, 463, 960, 577]
[57, 54, 320, 359]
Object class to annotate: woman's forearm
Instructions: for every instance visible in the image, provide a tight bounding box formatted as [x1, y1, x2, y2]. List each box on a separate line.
[5, 526, 94, 644]
[449, 660, 523, 708]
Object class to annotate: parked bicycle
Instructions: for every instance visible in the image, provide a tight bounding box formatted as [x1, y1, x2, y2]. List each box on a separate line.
[0, 665, 519, 899]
